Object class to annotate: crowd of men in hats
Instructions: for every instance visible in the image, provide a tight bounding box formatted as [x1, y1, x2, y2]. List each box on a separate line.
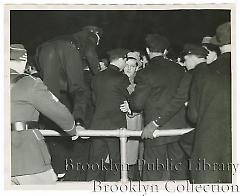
[10, 22, 231, 184]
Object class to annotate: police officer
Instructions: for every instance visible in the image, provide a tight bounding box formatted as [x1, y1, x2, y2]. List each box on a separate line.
[35, 25, 102, 179]
[35, 25, 103, 123]
[10, 44, 77, 185]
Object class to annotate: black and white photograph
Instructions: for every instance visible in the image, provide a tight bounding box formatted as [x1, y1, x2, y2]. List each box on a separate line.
[4, 2, 237, 192]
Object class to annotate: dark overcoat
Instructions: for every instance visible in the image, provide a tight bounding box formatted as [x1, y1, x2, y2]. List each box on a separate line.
[188, 53, 231, 183]
[35, 31, 99, 122]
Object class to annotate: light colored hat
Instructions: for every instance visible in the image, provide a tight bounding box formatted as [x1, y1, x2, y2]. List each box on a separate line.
[127, 51, 142, 68]
[201, 36, 212, 44]
[10, 44, 27, 61]
[10, 44, 27, 73]
[127, 51, 141, 61]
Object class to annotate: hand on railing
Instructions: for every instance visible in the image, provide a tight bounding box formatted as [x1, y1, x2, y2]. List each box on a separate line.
[141, 121, 158, 139]
[72, 125, 90, 140]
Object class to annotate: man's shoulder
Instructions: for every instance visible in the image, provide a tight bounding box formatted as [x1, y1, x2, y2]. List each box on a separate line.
[135, 68, 149, 79]
[149, 56, 180, 67]
[12, 74, 41, 98]
[148, 57, 184, 73]
[17, 75, 49, 93]
[92, 69, 116, 83]
[14, 74, 37, 85]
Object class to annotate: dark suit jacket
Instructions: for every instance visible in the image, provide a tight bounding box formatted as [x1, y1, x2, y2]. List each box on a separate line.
[129, 56, 187, 146]
[90, 64, 130, 130]
[188, 53, 231, 183]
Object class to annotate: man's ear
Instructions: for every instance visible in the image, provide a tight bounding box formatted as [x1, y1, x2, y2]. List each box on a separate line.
[95, 32, 100, 45]
[163, 49, 168, 55]
[146, 47, 150, 55]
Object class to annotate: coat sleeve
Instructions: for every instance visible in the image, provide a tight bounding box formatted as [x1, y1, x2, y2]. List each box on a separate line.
[63, 43, 91, 122]
[155, 72, 192, 126]
[30, 78, 76, 136]
[84, 37, 100, 75]
[188, 66, 210, 124]
[187, 73, 202, 124]
[91, 76, 97, 104]
[119, 74, 131, 99]
[129, 70, 151, 112]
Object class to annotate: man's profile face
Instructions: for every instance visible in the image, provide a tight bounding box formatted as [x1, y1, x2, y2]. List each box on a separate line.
[95, 32, 100, 45]
[184, 54, 198, 70]
[117, 57, 127, 71]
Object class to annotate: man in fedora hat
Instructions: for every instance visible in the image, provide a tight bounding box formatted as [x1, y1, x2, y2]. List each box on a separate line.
[188, 22, 231, 183]
[35, 25, 102, 180]
[129, 34, 188, 181]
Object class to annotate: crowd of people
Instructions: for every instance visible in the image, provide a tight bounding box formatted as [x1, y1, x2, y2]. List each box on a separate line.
[10, 21, 231, 185]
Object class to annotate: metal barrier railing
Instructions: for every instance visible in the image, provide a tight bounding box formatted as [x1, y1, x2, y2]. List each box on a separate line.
[40, 127, 193, 182]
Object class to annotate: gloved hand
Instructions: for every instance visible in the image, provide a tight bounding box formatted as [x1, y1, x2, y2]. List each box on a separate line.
[141, 121, 158, 139]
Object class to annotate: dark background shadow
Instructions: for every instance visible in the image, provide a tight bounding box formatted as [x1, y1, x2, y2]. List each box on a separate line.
[10, 9, 230, 58]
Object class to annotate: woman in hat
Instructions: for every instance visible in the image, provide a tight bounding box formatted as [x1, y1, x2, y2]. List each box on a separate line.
[122, 51, 143, 180]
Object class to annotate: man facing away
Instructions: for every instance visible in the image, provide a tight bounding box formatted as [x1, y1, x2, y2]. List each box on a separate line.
[129, 34, 188, 181]
[86, 49, 130, 181]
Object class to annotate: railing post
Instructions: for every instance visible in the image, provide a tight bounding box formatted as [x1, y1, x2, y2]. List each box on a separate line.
[119, 129, 128, 182]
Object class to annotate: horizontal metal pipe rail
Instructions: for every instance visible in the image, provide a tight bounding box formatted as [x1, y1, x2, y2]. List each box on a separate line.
[40, 127, 193, 182]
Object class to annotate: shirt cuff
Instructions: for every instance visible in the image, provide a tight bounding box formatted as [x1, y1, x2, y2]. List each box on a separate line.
[64, 122, 76, 136]
[152, 120, 159, 127]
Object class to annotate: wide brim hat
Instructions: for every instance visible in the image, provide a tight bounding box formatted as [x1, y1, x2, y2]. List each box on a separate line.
[201, 36, 212, 44]
[210, 22, 231, 46]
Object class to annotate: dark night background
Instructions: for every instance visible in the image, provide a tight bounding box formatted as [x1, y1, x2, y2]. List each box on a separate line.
[10, 10, 230, 58]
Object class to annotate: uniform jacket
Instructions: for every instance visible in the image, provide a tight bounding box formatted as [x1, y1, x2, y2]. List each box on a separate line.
[35, 31, 99, 123]
[188, 53, 231, 183]
[11, 72, 76, 176]
[90, 64, 130, 130]
[129, 56, 187, 146]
